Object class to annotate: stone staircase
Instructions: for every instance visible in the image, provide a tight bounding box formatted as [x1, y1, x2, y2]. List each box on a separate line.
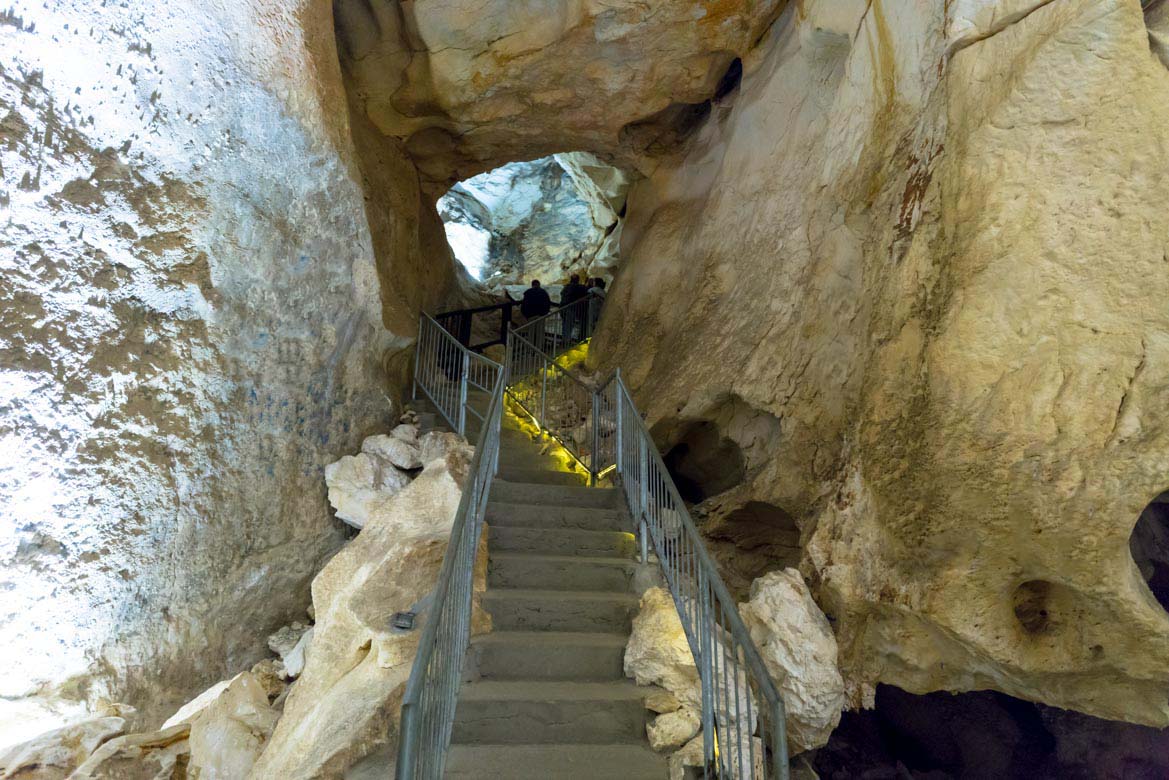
[408, 393, 667, 778]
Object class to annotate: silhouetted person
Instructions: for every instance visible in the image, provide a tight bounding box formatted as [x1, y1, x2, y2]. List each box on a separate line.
[520, 279, 552, 318]
[560, 274, 588, 340]
[520, 279, 552, 351]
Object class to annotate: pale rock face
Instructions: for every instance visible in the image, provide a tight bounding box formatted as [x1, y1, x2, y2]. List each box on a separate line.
[267, 622, 312, 662]
[647, 707, 701, 753]
[0, 0, 460, 725]
[281, 627, 314, 679]
[0, 715, 125, 779]
[595, 0, 1169, 725]
[186, 672, 280, 780]
[438, 154, 632, 285]
[418, 431, 474, 466]
[325, 452, 411, 529]
[739, 569, 846, 753]
[362, 433, 423, 470]
[669, 734, 705, 780]
[249, 449, 486, 778]
[624, 588, 701, 710]
[69, 725, 191, 780]
[334, 0, 787, 186]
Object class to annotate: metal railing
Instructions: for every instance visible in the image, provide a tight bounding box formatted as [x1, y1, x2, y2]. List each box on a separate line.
[413, 313, 503, 437]
[511, 293, 601, 362]
[604, 370, 789, 779]
[396, 317, 506, 780]
[505, 322, 790, 777]
[435, 299, 516, 352]
[506, 330, 597, 477]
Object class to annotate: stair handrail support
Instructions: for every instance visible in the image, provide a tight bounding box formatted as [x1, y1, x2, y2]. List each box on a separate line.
[397, 315, 507, 780]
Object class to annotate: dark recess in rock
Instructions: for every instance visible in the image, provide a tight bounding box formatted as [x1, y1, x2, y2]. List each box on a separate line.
[1131, 490, 1169, 611]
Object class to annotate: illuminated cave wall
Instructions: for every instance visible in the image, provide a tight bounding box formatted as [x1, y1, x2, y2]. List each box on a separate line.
[0, 0, 451, 736]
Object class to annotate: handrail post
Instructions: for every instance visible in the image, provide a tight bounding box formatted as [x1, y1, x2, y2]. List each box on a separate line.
[771, 698, 790, 780]
[590, 391, 599, 486]
[458, 351, 469, 436]
[540, 356, 548, 438]
[396, 702, 418, 780]
[614, 369, 623, 477]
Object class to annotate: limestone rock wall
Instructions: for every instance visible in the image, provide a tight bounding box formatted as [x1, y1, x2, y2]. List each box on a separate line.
[593, 0, 1169, 725]
[333, 0, 787, 188]
[0, 0, 453, 733]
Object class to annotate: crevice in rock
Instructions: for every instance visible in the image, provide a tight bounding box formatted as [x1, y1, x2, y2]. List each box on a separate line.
[813, 684, 1169, 779]
[661, 420, 746, 505]
[1131, 490, 1169, 611]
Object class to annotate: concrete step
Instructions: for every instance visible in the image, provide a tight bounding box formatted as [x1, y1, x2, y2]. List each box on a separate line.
[467, 631, 627, 681]
[489, 526, 638, 558]
[496, 466, 588, 486]
[450, 680, 650, 745]
[488, 481, 620, 509]
[485, 502, 623, 532]
[483, 589, 638, 632]
[488, 553, 636, 592]
[444, 743, 669, 778]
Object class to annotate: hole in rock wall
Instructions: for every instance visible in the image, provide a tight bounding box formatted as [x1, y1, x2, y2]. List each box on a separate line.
[1131, 489, 1169, 611]
[700, 500, 801, 600]
[436, 153, 632, 295]
[662, 421, 747, 504]
[814, 684, 1169, 779]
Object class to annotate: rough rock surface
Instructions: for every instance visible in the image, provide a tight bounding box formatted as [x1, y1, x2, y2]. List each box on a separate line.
[739, 569, 846, 753]
[594, 0, 1169, 725]
[69, 725, 190, 779]
[325, 452, 411, 529]
[249, 447, 485, 778]
[0, 0, 460, 727]
[186, 672, 279, 779]
[0, 715, 125, 779]
[438, 154, 631, 285]
[624, 588, 700, 709]
[335, 0, 786, 187]
[647, 708, 701, 754]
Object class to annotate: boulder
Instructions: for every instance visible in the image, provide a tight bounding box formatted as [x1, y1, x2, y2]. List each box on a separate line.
[248, 449, 487, 778]
[739, 570, 846, 753]
[0, 715, 125, 779]
[362, 434, 423, 471]
[417, 431, 473, 466]
[624, 588, 700, 709]
[187, 672, 280, 779]
[647, 707, 700, 753]
[324, 454, 411, 529]
[282, 627, 314, 679]
[267, 621, 311, 661]
[389, 424, 420, 446]
[69, 725, 190, 780]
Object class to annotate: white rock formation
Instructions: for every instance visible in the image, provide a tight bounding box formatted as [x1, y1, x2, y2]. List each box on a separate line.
[249, 447, 486, 778]
[267, 622, 312, 662]
[281, 627, 314, 679]
[69, 725, 191, 779]
[186, 672, 280, 779]
[647, 707, 701, 753]
[624, 588, 701, 709]
[362, 433, 423, 471]
[739, 569, 846, 753]
[325, 452, 411, 529]
[594, 0, 1169, 726]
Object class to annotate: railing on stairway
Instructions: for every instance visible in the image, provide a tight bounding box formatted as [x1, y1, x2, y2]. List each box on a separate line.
[434, 299, 516, 352]
[413, 312, 503, 437]
[595, 370, 790, 779]
[506, 320, 792, 778]
[397, 316, 506, 780]
[510, 293, 602, 362]
[399, 293, 790, 779]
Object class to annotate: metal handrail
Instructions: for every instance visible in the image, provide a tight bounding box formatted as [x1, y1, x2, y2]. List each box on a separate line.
[607, 371, 789, 778]
[511, 293, 600, 361]
[505, 330, 790, 777]
[396, 317, 506, 780]
[413, 312, 502, 437]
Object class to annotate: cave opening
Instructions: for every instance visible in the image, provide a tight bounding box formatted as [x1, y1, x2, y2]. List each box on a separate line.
[814, 684, 1169, 779]
[662, 420, 747, 504]
[436, 154, 632, 293]
[1131, 489, 1169, 611]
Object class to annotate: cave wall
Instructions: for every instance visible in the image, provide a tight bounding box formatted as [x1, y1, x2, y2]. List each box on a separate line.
[593, 0, 1169, 725]
[0, 0, 448, 731]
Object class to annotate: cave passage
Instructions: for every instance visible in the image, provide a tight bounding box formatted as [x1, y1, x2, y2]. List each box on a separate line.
[436, 153, 631, 290]
[1131, 489, 1169, 610]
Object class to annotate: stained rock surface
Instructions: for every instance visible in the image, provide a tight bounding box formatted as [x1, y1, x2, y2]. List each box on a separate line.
[594, 0, 1169, 725]
[334, 0, 786, 186]
[249, 444, 485, 778]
